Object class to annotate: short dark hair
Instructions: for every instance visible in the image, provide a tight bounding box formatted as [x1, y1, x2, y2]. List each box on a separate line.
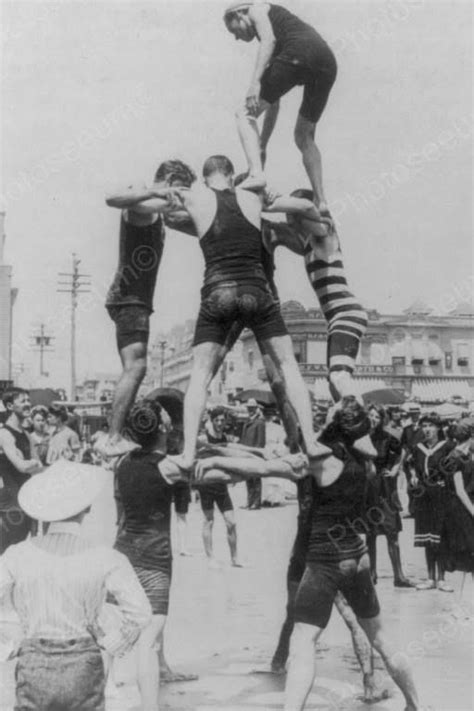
[202, 155, 234, 179]
[125, 399, 163, 449]
[2, 387, 29, 409]
[321, 396, 370, 446]
[154, 160, 196, 187]
[419, 412, 442, 428]
[209, 406, 226, 421]
[48, 404, 68, 423]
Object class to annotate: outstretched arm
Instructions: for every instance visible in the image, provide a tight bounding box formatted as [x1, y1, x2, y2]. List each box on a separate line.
[105, 184, 173, 215]
[195, 453, 306, 482]
[264, 194, 322, 219]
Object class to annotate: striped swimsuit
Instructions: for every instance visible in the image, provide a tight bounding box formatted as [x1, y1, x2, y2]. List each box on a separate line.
[304, 233, 368, 376]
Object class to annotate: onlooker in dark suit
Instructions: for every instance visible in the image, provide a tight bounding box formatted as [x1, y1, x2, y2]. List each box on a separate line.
[240, 399, 265, 509]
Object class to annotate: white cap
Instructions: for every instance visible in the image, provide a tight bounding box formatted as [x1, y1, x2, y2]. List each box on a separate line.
[18, 461, 107, 522]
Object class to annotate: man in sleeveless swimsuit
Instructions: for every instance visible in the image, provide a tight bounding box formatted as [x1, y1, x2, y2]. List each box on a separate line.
[0, 388, 42, 553]
[197, 398, 422, 711]
[224, 2, 337, 214]
[159, 154, 330, 471]
[99, 160, 196, 457]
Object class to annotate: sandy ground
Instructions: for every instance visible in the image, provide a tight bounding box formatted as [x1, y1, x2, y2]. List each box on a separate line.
[1, 472, 473, 710]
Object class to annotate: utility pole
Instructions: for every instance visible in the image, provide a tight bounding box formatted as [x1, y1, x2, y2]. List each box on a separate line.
[30, 323, 54, 377]
[57, 254, 91, 401]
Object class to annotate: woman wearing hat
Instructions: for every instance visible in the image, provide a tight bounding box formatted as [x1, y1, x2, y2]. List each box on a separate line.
[0, 462, 151, 711]
[410, 413, 455, 591]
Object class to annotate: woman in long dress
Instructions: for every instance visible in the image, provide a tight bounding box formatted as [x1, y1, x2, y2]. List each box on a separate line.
[365, 405, 414, 587]
[410, 414, 454, 592]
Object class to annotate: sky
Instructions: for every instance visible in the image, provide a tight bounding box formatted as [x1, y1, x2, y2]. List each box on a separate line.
[1, 0, 472, 390]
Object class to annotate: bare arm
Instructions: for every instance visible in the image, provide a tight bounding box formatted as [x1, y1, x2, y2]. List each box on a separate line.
[246, 4, 276, 115]
[195, 454, 305, 482]
[0, 430, 42, 475]
[264, 195, 322, 219]
[105, 184, 173, 215]
[453, 470, 474, 516]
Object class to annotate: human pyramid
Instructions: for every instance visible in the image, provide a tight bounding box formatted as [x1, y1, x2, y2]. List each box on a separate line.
[2, 4, 425, 711]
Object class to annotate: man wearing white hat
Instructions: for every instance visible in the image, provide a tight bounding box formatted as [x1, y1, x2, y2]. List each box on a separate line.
[0, 461, 151, 711]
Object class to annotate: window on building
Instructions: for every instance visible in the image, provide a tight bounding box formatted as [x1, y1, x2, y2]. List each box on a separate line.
[229, 361, 234, 372]
[248, 350, 254, 369]
[445, 352, 453, 370]
[392, 356, 406, 374]
[412, 362, 424, 375]
[457, 344, 470, 367]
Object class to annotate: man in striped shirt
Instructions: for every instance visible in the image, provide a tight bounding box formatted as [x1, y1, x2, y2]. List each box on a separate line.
[0, 462, 151, 711]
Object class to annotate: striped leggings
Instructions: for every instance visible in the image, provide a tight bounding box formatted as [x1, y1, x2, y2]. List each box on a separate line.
[304, 244, 368, 376]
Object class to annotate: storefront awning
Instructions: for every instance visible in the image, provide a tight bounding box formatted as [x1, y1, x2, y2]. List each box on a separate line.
[411, 379, 472, 402]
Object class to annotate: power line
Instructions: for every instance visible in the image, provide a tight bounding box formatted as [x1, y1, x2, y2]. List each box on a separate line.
[57, 253, 91, 400]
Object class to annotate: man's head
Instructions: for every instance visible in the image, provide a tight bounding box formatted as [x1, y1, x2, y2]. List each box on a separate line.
[202, 155, 235, 187]
[2, 388, 31, 422]
[408, 403, 421, 423]
[224, 3, 255, 41]
[209, 406, 226, 434]
[48, 404, 68, 428]
[154, 159, 196, 189]
[246, 397, 259, 419]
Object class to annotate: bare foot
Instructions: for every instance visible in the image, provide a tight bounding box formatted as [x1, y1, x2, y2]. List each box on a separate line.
[167, 453, 194, 471]
[306, 441, 332, 459]
[231, 559, 244, 568]
[179, 550, 192, 557]
[363, 674, 390, 703]
[94, 434, 139, 458]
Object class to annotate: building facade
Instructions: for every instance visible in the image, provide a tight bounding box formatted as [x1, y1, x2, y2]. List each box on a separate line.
[0, 213, 17, 388]
[151, 300, 474, 405]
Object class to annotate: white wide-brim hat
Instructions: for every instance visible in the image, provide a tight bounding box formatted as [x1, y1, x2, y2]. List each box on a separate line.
[18, 461, 107, 522]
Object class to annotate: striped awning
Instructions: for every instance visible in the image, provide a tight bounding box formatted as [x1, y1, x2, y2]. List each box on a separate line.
[411, 379, 472, 402]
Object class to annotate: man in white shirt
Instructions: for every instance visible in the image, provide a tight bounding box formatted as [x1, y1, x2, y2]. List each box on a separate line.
[0, 461, 151, 711]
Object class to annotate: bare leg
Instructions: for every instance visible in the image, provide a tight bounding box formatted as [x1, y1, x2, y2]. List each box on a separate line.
[223, 509, 241, 566]
[334, 593, 389, 702]
[284, 621, 324, 711]
[272, 580, 299, 672]
[110, 342, 147, 437]
[202, 509, 215, 562]
[235, 100, 269, 181]
[98, 342, 146, 455]
[260, 100, 280, 165]
[176, 512, 191, 556]
[261, 335, 330, 458]
[177, 342, 224, 468]
[294, 114, 326, 209]
[387, 537, 413, 586]
[136, 614, 166, 711]
[357, 615, 420, 711]
[366, 533, 378, 584]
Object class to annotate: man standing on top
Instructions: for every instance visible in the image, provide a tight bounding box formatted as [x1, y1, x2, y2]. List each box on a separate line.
[0, 388, 42, 553]
[224, 2, 337, 215]
[240, 398, 266, 509]
[98, 160, 196, 457]
[159, 155, 330, 471]
[197, 407, 241, 566]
